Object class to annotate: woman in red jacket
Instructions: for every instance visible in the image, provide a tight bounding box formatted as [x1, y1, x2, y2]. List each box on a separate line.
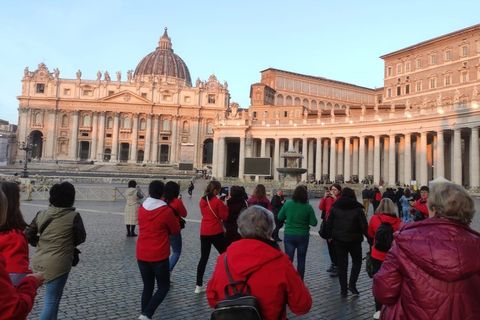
[207, 205, 312, 320]
[136, 180, 180, 320]
[373, 182, 480, 320]
[0, 188, 44, 320]
[0, 182, 30, 286]
[195, 180, 228, 294]
[367, 198, 402, 319]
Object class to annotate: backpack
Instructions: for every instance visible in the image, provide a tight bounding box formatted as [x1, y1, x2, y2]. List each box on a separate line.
[210, 254, 263, 320]
[374, 192, 382, 202]
[374, 218, 394, 252]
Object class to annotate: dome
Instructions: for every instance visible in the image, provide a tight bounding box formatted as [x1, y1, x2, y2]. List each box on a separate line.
[134, 28, 192, 86]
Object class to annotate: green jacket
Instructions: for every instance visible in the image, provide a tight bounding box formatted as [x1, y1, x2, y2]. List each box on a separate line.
[31, 206, 86, 282]
[278, 200, 318, 236]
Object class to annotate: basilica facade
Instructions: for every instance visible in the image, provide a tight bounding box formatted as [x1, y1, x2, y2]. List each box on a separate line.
[16, 24, 480, 187]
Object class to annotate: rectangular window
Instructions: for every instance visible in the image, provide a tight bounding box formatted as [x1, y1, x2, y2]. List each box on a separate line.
[445, 74, 451, 86]
[416, 81, 422, 92]
[63, 88, 71, 96]
[462, 45, 468, 57]
[429, 78, 436, 89]
[430, 54, 437, 65]
[183, 96, 191, 103]
[405, 62, 411, 73]
[108, 90, 114, 96]
[405, 84, 410, 94]
[141, 92, 147, 98]
[397, 64, 402, 74]
[387, 66, 392, 77]
[83, 89, 92, 96]
[208, 94, 216, 104]
[387, 88, 392, 98]
[445, 50, 452, 61]
[284, 111, 288, 117]
[416, 59, 422, 69]
[36, 83, 45, 93]
[163, 95, 172, 101]
[461, 71, 468, 83]
[396, 86, 401, 96]
[106, 133, 112, 138]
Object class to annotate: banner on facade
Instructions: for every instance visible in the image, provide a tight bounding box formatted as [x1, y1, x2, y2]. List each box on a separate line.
[244, 157, 271, 176]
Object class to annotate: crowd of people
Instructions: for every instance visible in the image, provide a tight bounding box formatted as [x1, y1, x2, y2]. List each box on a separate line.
[1, 177, 480, 320]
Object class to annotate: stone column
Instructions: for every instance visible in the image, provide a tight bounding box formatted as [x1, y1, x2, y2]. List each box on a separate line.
[96, 112, 105, 161]
[239, 136, 246, 180]
[322, 139, 329, 176]
[453, 129, 462, 185]
[382, 137, 389, 182]
[129, 114, 138, 163]
[329, 137, 336, 182]
[302, 137, 308, 181]
[69, 111, 79, 160]
[367, 137, 374, 176]
[217, 137, 226, 178]
[436, 130, 445, 178]
[389, 134, 396, 186]
[373, 135, 381, 185]
[337, 138, 344, 176]
[45, 110, 56, 160]
[315, 138, 322, 181]
[398, 136, 405, 184]
[170, 117, 178, 164]
[470, 127, 479, 188]
[358, 136, 366, 182]
[344, 137, 351, 182]
[352, 138, 359, 177]
[415, 136, 421, 182]
[151, 116, 159, 163]
[404, 133, 412, 185]
[420, 131, 428, 186]
[90, 112, 98, 161]
[111, 112, 120, 162]
[192, 117, 200, 167]
[260, 138, 266, 157]
[273, 137, 280, 181]
[144, 115, 152, 163]
[212, 137, 219, 177]
[308, 139, 314, 177]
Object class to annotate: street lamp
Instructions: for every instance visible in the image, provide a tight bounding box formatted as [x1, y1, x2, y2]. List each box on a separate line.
[18, 137, 34, 178]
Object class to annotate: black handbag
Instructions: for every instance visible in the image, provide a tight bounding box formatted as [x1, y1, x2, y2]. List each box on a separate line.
[25, 212, 53, 247]
[365, 251, 374, 278]
[72, 248, 81, 266]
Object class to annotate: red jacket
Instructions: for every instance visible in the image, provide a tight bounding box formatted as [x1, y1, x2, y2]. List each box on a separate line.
[136, 198, 180, 262]
[0, 229, 31, 273]
[207, 239, 312, 320]
[168, 197, 188, 232]
[373, 218, 480, 320]
[199, 196, 229, 236]
[413, 198, 429, 218]
[247, 196, 273, 211]
[318, 195, 339, 220]
[0, 254, 39, 320]
[367, 214, 402, 261]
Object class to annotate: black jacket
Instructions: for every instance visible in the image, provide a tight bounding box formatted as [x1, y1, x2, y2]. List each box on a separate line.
[271, 195, 285, 214]
[326, 196, 368, 243]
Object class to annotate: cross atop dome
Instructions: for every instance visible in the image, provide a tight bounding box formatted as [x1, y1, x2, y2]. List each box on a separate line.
[158, 27, 172, 50]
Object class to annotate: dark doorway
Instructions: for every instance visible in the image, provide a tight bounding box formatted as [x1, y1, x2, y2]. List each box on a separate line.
[160, 145, 170, 163]
[120, 143, 130, 162]
[79, 141, 90, 160]
[137, 150, 144, 163]
[226, 140, 240, 177]
[29, 130, 43, 159]
[203, 139, 213, 164]
[104, 148, 111, 162]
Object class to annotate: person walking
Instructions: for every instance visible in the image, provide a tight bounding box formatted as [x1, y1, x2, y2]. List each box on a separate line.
[361, 185, 371, 215]
[30, 182, 87, 320]
[124, 180, 144, 237]
[207, 206, 312, 320]
[247, 184, 273, 210]
[411, 185, 429, 221]
[195, 180, 229, 294]
[399, 188, 414, 223]
[224, 185, 247, 246]
[326, 187, 368, 297]
[187, 180, 194, 198]
[373, 182, 480, 319]
[271, 189, 286, 242]
[278, 185, 318, 280]
[0, 188, 44, 320]
[367, 198, 402, 319]
[0, 182, 30, 286]
[371, 187, 382, 212]
[163, 181, 187, 272]
[319, 184, 341, 276]
[136, 180, 180, 320]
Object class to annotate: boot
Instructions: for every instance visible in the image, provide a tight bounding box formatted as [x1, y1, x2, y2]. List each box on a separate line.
[130, 225, 137, 237]
[126, 225, 131, 237]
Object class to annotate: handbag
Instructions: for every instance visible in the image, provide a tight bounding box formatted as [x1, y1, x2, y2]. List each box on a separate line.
[24, 211, 53, 247]
[167, 204, 186, 229]
[365, 251, 374, 278]
[318, 220, 330, 239]
[72, 248, 81, 266]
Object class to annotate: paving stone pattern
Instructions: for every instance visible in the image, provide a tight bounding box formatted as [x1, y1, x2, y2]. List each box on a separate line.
[20, 181, 480, 320]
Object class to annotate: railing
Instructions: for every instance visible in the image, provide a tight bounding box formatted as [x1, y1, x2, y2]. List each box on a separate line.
[20, 185, 128, 201]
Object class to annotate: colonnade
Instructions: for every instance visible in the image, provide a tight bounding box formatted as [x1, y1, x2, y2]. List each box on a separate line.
[213, 127, 480, 188]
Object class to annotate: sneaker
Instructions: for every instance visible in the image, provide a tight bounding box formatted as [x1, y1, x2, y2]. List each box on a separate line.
[373, 311, 381, 319]
[348, 286, 359, 295]
[138, 315, 151, 320]
[194, 285, 206, 294]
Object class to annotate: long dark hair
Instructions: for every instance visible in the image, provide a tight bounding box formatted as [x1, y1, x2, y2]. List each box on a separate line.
[0, 182, 27, 231]
[252, 184, 267, 200]
[204, 180, 221, 200]
[292, 185, 308, 203]
[164, 181, 180, 204]
[341, 187, 357, 201]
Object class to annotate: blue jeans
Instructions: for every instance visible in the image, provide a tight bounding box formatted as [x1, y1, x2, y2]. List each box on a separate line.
[402, 207, 411, 223]
[284, 234, 310, 280]
[169, 233, 182, 271]
[40, 272, 69, 320]
[138, 259, 170, 319]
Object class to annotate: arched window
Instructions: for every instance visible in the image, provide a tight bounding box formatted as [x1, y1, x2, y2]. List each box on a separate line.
[319, 101, 325, 110]
[182, 121, 189, 133]
[107, 117, 113, 129]
[276, 94, 284, 106]
[286, 96, 292, 106]
[123, 117, 131, 129]
[303, 99, 309, 108]
[206, 122, 213, 134]
[311, 100, 317, 109]
[294, 97, 301, 106]
[140, 118, 146, 130]
[162, 119, 170, 131]
[82, 114, 91, 127]
[61, 114, 68, 127]
[33, 112, 43, 125]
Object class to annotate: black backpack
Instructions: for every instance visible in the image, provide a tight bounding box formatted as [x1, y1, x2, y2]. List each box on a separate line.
[374, 218, 394, 252]
[210, 254, 263, 320]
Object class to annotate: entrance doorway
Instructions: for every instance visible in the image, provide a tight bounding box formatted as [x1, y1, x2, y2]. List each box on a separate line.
[225, 140, 240, 177]
[29, 130, 43, 159]
[202, 139, 213, 165]
[119, 143, 130, 162]
[79, 141, 90, 160]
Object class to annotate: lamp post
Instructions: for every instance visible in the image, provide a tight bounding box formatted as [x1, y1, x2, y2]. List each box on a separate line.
[19, 137, 34, 178]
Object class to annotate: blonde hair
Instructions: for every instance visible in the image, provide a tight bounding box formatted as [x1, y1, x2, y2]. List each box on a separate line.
[0, 189, 7, 226]
[375, 198, 397, 216]
[427, 182, 475, 225]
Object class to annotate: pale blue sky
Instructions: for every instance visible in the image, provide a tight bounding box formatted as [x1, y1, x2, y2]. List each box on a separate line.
[1, 0, 479, 124]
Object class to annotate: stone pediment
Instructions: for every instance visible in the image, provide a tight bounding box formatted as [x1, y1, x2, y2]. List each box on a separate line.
[99, 91, 150, 104]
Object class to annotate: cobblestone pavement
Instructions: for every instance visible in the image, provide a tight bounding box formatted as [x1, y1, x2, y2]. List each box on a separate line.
[20, 180, 480, 320]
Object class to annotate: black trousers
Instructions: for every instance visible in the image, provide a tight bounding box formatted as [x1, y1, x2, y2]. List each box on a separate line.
[334, 240, 362, 292]
[327, 239, 337, 265]
[272, 213, 284, 240]
[371, 257, 383, 311]
[196, 233, 227, 286]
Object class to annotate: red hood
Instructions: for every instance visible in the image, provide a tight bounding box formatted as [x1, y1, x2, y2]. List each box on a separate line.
[225, 239, 284, 277]
[377, 214, 403, 229]
[395, 218, 480, 282]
